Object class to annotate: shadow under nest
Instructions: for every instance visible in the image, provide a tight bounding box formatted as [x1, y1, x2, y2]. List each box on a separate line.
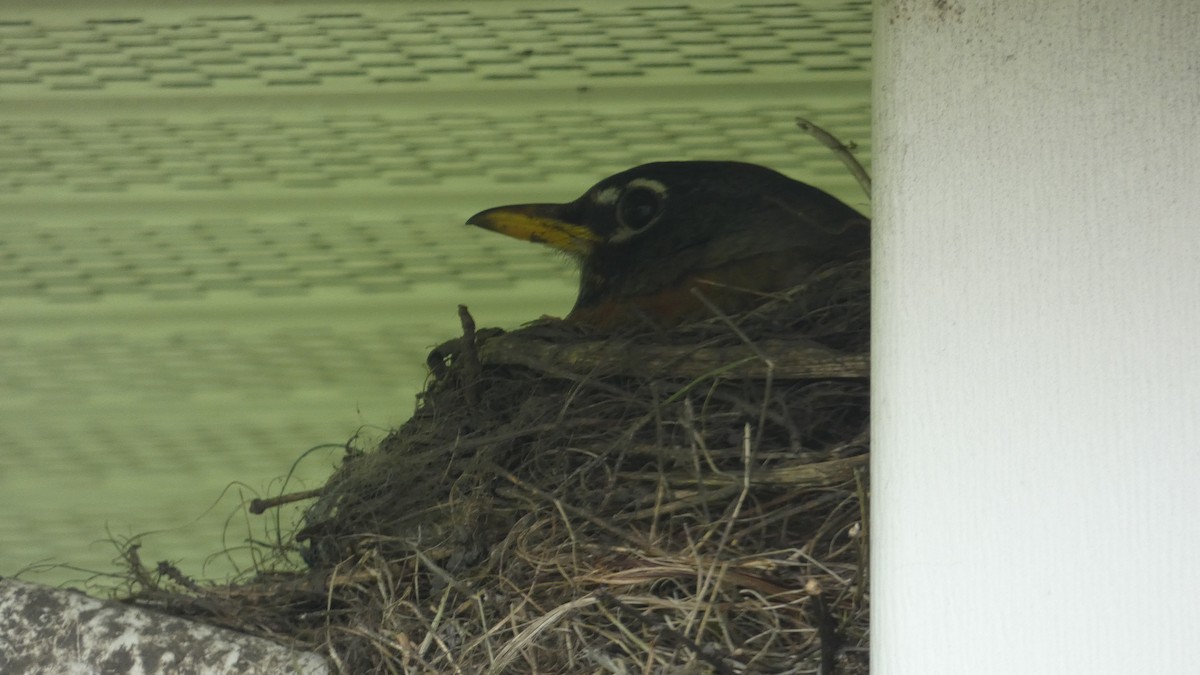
[127, 255, 870, 674]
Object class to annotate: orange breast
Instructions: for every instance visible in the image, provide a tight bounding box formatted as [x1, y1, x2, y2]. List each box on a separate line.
[566, 249, 820, 330]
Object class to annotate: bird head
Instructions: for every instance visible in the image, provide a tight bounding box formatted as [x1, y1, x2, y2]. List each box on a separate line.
[468, 161, 868, 328]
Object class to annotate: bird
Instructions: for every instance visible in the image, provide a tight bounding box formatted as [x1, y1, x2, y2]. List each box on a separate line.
[467, 161, 869, 331]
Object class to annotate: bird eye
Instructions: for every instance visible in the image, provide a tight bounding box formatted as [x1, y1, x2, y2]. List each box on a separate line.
[616, 185, 664, 232]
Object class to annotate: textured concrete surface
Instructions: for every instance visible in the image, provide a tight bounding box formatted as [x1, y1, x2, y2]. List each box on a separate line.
[0, 578, 326, 675]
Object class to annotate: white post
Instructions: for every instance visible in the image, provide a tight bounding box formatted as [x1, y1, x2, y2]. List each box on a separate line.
[873, 1, 1200, 673]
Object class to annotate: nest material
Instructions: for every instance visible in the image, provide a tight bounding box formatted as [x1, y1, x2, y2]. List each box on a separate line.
[125, 256, 870, 674]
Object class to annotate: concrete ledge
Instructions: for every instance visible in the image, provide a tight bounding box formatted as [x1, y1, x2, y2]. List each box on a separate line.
[0, 578, 327, 675]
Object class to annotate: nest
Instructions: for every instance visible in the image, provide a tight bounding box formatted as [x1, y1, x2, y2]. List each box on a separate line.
[123, 254, 870, 674]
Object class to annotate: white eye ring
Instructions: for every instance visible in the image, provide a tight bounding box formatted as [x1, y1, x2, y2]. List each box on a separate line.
[615, 178, 666, 234]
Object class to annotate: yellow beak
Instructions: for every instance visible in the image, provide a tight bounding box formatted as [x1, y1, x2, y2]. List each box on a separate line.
[467, 204, 600, 257]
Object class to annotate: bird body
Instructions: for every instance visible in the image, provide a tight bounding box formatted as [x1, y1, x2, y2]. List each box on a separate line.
[468, 161, 869, 330]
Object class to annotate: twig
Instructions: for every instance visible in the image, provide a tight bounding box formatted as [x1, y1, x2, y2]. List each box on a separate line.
[458, 305, 482, 406]
[805, 580, 841, 675]
[796, 115, 872, 198]
[249, 488, 323, 515]
[716, 423, 754, 554]
[156, 561, 202, 592]
[853, 464, 870, 607]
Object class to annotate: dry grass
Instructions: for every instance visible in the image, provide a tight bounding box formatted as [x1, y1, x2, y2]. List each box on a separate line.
[121, 255, 870, 674]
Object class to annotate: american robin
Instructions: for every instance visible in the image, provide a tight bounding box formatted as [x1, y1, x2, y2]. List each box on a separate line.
[468, 161, 869, 330]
